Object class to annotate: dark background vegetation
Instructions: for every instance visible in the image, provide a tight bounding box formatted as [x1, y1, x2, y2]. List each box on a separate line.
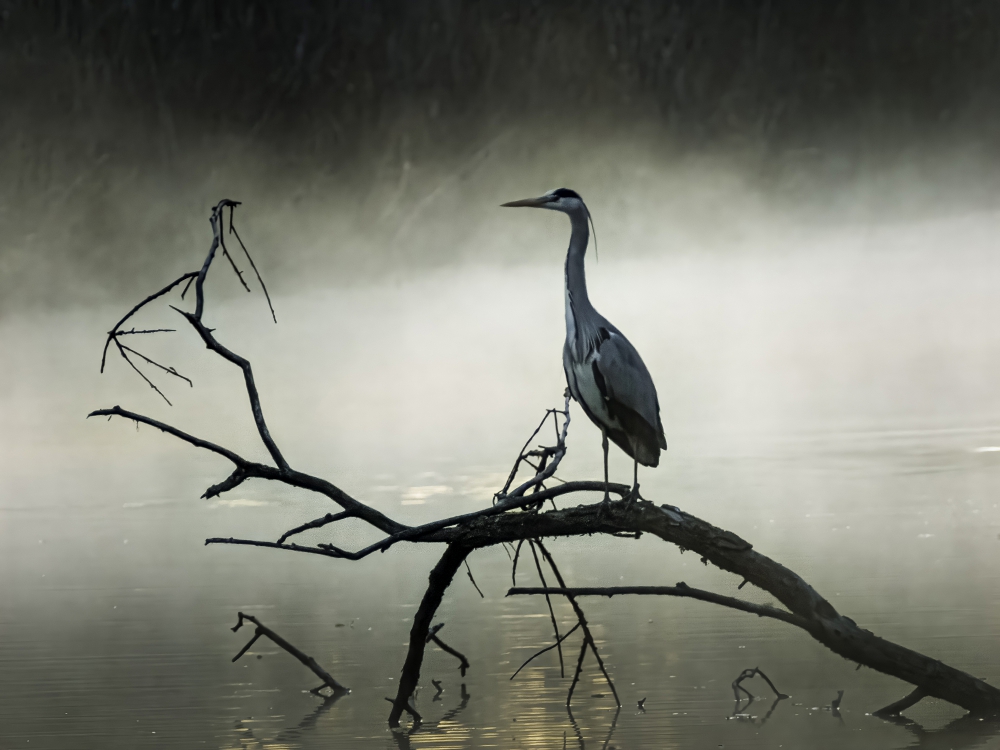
[3, 0, 1000, 311]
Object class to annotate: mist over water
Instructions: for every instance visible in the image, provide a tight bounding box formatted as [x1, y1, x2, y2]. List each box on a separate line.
[5, 3, 1000, 748]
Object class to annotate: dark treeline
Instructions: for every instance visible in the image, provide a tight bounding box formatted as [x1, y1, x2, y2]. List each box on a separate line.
[6, 1, 1000, 144]
[4, 1, 1000, 311]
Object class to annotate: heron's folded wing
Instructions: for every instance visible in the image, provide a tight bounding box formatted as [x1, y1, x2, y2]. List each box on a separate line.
[594, 332, 666, 449]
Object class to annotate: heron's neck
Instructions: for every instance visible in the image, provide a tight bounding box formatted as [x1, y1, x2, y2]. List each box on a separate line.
[564, 209, 593, 312]
[564, 208, 598, 354]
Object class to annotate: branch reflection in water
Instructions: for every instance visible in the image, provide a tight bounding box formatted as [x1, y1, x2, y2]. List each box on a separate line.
[391, 683, 471, 750]
[231, 690, 347, 747]
[565, 705, 620, 750]
[879, 714, 1000, 750]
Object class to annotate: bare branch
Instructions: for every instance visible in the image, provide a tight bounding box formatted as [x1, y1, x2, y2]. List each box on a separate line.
[510, 622, 580, 681]
[731, 667, 789, 700]
[100, 271, 197, 372]
[88, 405, 247, 465]
[388, 544, 469, 727]
[115, 328, 176, 335]
[528, 541, 565, 677]
[507, 585, 808, 629]
[511, 539, 525, 586]
[203, 467, 250, 500]
[426, 624, 470, 677]
[231, 612, 348, 694]
[219, 228, 251, 293]
[505, 396, 571, 499]
[498, 408, 557, 497]
[114, 342, 172, 405]
[567, 637, 589, 707]
[229, 213, 277, 323]
[534, 540, 620, 708]
[232, 631, 263, 662]
[464, 559, 484, 598]
[874, 687, 927, 717]
[206, 480, 629, 562]
[118, 342, 192, 386]
[277, 511, 353, 545]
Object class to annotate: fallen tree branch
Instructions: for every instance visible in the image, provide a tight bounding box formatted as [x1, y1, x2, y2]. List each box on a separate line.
[93, 199, 1000, 727]
[468, 500, 1000, 715]
[388, 543, 470, 727]
[231, 612, 348, 695]
[730, 667, 789, 700]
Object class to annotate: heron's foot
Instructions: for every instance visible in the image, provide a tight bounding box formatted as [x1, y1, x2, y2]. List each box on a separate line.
[596, 493, 612, 521]
[624, 483, 641, 507]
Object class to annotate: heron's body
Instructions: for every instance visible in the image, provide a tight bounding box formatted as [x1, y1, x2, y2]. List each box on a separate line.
[503, 188, 666, 496]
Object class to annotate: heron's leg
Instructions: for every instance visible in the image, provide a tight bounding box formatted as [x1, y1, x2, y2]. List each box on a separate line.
[630, 458, 639, 502]
[602, 429, 611, 504]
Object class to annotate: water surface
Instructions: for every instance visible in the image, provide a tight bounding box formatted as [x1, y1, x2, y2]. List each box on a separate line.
[3, 212, 1000, 748]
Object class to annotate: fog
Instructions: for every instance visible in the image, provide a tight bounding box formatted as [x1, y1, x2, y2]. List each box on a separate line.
[4, 3, 1000, 748]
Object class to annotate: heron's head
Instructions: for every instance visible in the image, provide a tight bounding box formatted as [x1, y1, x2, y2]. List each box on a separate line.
[501, 188, 585, 214]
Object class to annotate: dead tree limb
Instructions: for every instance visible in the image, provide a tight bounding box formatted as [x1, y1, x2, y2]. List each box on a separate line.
[388, 543, 470, 726]
[874, 687, 928, 717]
[426, 623, 470, 676]
[730, 667, 789, 701]
[232, 612, 348, 695]
[91, 199, 1000, 726]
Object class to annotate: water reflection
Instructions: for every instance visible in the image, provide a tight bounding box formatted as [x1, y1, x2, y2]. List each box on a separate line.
[4, 211, 1000, 748]
[729, 695, 785, 725]
[391, 684, 471, 750]
[886, 714, 1000, 750]
[565, 705, 620, 750]
[233, 691, 347, 748]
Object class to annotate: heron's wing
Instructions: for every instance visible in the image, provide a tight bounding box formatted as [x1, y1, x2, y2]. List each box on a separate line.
[592, 329, 667, 463]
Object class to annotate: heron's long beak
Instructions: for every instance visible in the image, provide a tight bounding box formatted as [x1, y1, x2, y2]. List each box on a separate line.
[501, 195, 551, 208]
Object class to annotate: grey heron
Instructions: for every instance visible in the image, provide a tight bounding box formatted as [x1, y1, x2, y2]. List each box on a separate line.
[502, 188, 666, 502]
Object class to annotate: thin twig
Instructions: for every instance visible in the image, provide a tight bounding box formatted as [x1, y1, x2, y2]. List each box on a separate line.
[100, 271, 197, 372]
[510, 622, 581, 680]
[511, 539, 525, 586]
[567, 637, 589, 706]
[506, 585, 807, 629]
[230, 213, 277, 323]
[277, 511, 353, 544]
[464, 559, 484, 598]
[114, 342, 172, 405]
[529, 540, 565, 677]
[115, 328, 176, 335]
[425, 624, 470, 676]
[118, 342, 193, 386]
[219, 226, 251, 292]
[535, 541, 620, 708]
[731, 667, 789, 700]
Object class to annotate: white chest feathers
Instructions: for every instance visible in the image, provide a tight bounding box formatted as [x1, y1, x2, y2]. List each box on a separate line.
[565, 337, 620, 432]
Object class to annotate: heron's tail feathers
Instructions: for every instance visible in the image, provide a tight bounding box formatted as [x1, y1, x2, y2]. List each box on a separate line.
[608, 408, 663, 468]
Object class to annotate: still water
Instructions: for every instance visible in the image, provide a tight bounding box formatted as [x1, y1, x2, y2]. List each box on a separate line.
[3, 211, 1000, 748]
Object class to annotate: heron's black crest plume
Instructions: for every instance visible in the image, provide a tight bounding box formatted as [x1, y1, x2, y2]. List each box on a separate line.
[552, 188, 582, 200]
[587, 205, 598, 263]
